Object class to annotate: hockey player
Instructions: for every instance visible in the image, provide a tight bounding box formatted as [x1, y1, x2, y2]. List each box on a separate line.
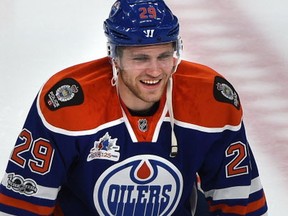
[0, 0, 268, 215]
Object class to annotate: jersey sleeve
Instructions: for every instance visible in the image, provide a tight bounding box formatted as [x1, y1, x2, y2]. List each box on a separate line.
[0, 58, 114, 216]
[198, 112, 268, 215]
[174, 61, 268, 215]
[0, 95, 78, 216]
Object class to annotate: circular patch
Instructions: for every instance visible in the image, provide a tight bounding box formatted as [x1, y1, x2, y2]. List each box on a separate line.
[55, 84, 78, 102]
[44, 78, 84, 111]
[214, 76, 241, 110]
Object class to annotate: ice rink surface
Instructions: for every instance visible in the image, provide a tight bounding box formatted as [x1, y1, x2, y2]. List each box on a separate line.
[0, 0, 287, 214]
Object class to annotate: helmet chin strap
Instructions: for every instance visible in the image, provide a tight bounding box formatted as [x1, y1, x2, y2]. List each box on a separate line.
[167, 76, 178, 157]
[110, 59, 119, 87]
[168, 38, 181, 157]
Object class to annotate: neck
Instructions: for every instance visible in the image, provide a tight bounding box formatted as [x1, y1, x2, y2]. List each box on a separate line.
[127, 101, 160, 116]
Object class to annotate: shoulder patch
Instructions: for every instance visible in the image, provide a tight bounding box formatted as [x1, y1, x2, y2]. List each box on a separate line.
[44, 78, 84, 111]
[213, 76, 240, 110]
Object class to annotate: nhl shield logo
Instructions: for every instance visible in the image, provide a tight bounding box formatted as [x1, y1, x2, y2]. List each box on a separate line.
[138, 119, 148, 132]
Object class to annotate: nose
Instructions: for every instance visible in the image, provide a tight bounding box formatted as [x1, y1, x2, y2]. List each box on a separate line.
[146, 59, 162, 76]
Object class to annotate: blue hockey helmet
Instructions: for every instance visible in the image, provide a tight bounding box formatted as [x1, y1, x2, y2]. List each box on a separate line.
[104, 0, 181, 57]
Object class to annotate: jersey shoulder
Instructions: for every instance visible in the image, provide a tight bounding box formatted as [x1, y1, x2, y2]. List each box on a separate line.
[173, 60, 242, 127]
[38, 57, 122, 132]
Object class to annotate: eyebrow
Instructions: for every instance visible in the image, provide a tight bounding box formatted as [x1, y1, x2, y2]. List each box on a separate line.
[131, 50, 174, 58]
[159, 50, 174, 56]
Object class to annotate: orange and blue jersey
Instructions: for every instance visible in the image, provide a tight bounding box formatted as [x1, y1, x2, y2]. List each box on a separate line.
[0, 57, 267, 215]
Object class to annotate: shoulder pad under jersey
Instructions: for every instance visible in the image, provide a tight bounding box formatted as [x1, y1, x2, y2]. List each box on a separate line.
[173, 60, 242, 128]
[37, 57, 122, 133]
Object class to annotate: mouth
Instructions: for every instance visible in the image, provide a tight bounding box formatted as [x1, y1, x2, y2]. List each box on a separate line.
[140, 79, 161, 85]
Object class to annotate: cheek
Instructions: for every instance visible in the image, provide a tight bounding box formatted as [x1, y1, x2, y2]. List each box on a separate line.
[117, 60, 133, 74]
[119, 69, 136, 85]
[164, 66, 175, 77]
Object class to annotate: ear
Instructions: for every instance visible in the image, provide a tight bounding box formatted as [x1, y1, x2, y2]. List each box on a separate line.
[113, 57, 122, 71]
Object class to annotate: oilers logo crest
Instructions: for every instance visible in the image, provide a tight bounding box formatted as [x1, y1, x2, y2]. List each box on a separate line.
[94, 155, 183, 216]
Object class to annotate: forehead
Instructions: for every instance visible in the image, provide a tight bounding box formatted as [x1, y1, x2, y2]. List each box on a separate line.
[122, 43, 174, 55]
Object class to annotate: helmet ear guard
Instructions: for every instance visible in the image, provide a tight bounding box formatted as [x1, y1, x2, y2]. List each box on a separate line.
[107, 42, 116, 59]
[173, 37, 183, 71]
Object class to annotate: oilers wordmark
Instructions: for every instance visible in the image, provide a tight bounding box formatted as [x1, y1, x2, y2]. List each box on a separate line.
[107, 184, 172, 215]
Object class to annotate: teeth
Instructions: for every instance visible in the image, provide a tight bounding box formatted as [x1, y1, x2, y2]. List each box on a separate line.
[142, 80, 160, 85]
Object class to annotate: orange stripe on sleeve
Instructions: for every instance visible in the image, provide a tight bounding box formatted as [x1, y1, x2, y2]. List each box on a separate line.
[209, 194, 266, 215]
[0, 193, 55, 215]
[247, 193, 267, 213]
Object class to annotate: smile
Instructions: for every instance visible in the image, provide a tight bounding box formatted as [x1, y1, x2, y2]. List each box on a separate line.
[141, 80, 161, 85]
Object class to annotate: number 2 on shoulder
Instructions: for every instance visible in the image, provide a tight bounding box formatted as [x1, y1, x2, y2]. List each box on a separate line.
[225, 142, 249, 178]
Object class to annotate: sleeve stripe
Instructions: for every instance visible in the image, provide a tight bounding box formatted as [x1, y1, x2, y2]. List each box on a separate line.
[0, 193, 54, 215]
[2, 172, 60, 201]
[208, 193, 266, 215]
[204, 176, 263, 200]
[0, 212, 15, 216]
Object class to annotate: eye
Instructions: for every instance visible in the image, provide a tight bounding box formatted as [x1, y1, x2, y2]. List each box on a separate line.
[158, 52, 173, 61]
[159, 55, 169, 60]
[133, 55, 149, 62]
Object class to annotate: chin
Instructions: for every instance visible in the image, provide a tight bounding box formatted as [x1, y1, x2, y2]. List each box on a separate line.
[142, 95, 162, 103]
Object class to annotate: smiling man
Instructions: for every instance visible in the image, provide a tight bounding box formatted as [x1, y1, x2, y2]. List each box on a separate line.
[0, 0, 268, 215]
[116, 44, 176, 110]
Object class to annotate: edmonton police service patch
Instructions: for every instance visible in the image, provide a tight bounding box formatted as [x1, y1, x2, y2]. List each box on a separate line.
[44, 78, 84, 111]
[214, 76, 240, 110]
[94, 155, 183, 216]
